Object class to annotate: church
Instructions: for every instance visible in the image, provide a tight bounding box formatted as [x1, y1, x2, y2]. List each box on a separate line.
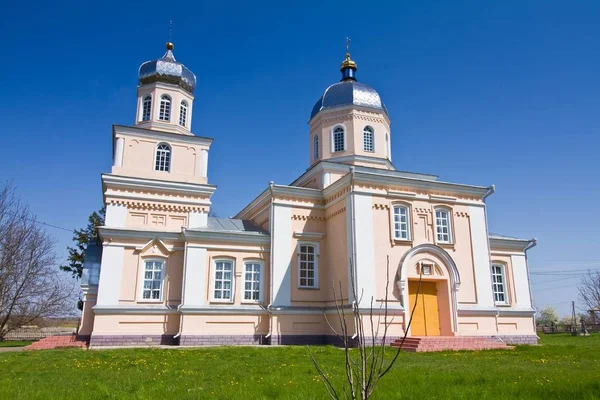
[79, 42, 538, 347]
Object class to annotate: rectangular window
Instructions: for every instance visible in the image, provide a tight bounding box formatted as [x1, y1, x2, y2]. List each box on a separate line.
[492, 264, 507, 304]
[435, 209, 452, 243]
[363, 131, 374, 152]
[213, 260, 234, 301]
[298, 244, 317, 288]
[243, 262, 262, 302]
[333, 128, 344, 152]
[142, 260, 164, 300]
[393, 205, 409, 240]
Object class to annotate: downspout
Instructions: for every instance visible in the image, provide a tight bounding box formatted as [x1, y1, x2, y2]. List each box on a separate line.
[349, 167, 359, 340]
[524, 238, 538, 333]
[265, 182, 275, 341]
[174, 227, 188, 340]
[482, 185, 496, 335]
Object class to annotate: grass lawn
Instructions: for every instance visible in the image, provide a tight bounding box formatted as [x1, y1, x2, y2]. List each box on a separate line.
[0, 341, 33, 348]
[1, 334, 599, 399]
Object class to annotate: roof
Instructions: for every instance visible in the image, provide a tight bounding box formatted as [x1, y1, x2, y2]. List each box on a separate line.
[310, 81, 388, 121]
[198, 217, 268, 234]
[489, 233, 525, 240]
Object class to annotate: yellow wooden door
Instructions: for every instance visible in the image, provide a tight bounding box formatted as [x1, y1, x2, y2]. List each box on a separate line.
[408, 281, 441, 336]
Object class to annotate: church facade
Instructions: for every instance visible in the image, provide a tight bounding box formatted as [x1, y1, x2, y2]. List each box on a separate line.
[79, 43, 538, 346]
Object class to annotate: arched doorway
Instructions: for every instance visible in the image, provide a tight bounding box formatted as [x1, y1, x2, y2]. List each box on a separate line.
[398, 245, 461, 336]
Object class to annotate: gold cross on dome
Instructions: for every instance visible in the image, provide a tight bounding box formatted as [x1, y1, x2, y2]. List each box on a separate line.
[345, 37, 351, 53]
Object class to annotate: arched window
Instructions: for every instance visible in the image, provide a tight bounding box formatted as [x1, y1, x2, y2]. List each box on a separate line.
[142, 95, 152, 121]
[392, 204, 410, 240]
[179, 101, 188, 127]
[298, 243, 318, 288]
[363, 126, 374, 152]
[491, 263, 508, 304]
[333, 126, 345, 152]
[159, 95, 171, 121]
[434, 207, 452, 244]
[314, 135, 319, 160]
[155, 143, 171, 172]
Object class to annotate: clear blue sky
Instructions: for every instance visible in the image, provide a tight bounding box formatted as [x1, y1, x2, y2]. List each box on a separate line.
[1, 1, 599, 317]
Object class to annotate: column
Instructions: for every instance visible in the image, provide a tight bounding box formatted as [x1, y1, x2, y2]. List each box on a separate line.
[114, 137, 125, 168]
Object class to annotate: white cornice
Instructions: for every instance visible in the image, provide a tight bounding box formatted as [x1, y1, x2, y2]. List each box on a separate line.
[102, 174, 217, 197]
[179, 305, 269, 314]
[113, 124, 213, 147]
[234, 187, 271, 220]
[293, 231, 325, 240]
[93, 305, 180, 315]
[489, 236, 534, 251]
[98, 227, 182, 241]
[183, 227, 271, 245]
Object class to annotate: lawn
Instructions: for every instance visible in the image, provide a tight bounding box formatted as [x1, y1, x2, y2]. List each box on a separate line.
[1, 334, 599, 399]
[0, 341, 33, 348]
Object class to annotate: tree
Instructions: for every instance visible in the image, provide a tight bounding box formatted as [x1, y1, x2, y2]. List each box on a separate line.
[308, 257, 420, 400]
[537, 306, 558, 326]
[60, 207, 105, 279]
[578, 270, 600, 312]
[0, 183, 76, 340]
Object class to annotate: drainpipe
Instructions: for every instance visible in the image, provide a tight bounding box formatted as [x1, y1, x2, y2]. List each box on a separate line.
[349, 167, 359, 340]
[482, 184, 495, 309]
[174, 228, 188, 340]
[267, 182, 275, 343]
[265, 304, 273, 339]
[524, 238, 538, 332]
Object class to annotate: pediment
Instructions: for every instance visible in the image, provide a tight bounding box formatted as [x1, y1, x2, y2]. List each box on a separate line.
[136, 237, 172, 258]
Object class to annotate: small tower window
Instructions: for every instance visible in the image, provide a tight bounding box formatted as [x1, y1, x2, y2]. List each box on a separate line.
[159, 95, 171, 121]
[333, 126, 345, 152]
[179, 101, 188, 127]
[314, 135, 319, 160]
[142, 95, 152, 121]
[363, 126, 374, 152]
[155, 143, 171, 172]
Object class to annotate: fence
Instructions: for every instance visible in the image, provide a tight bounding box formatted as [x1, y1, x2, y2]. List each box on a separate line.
[537, 323, 600, 334]
[2, 326, 76, 341]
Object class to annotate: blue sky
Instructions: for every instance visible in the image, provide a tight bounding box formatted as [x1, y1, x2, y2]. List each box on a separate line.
[1, 1, 599, 317]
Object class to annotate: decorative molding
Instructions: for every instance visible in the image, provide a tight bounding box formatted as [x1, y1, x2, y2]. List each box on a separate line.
[92, 305, 180, 315]
[325, 207, 346, 220]
[293, 231, 325, 240]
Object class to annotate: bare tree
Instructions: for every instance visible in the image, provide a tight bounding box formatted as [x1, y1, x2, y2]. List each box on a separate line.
[0, 183, 76, 340]
[308, 256, 422, 400]
[579, 270, 600, 312]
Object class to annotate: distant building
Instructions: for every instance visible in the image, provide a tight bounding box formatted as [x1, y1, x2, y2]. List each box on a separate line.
[79, 43, 538, 346]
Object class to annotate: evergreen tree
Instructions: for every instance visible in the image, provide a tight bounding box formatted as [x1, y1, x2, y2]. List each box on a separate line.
[61, 207, 105, 279]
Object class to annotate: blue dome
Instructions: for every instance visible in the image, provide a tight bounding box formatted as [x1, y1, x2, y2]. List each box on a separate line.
[310, 81, 388, 121]
[138, 43, 196, 94]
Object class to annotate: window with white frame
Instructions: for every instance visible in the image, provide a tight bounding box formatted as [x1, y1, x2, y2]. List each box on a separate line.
[385, 132, 390, 158]
[333, 126, 344, 152]
[392, 205, 410, 240]
[179, 101, 188, 127]
[314, 135, 319, 160]
[141, 260, 164, 300]
[363, 126, 374, 152]
[492, 264, 508, 304]
[243, 261, 263, 302]
[213, 260, 234, 301]
[155, 143, 171, 172]
[159, 95, 171, 121]
[435, 208, 452, 243]
[298, 244, 317, 288]
[142, 95, 152, 121]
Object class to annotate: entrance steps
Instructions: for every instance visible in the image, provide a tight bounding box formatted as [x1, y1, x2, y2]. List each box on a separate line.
[24, 334, 88, 351]
[391, 336, 509, 352]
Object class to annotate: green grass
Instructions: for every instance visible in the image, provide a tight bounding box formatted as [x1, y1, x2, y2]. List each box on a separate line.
[0, 340, 32, 348]
[1, 334, 599, 399]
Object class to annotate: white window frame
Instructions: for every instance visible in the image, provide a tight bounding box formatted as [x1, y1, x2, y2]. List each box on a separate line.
[154, 142, 171, 172]
[297, 242, 319, 289]
[385, 132, 390, 159]
[139, 258, 166, 302]
[391, 204, 411, 241]
[314, 135, 319, 160]
[363, 126, 374, 152]
[492, 263, 508, 305]
[242, 260, 264, 303]
[211, 258, 235, 303]
[142, 95, 152, 121]
[434, 207, 453, 244]
[179, 100, 188, 127]
[159, 95, 171, 121]
[331, 125, 345, 153]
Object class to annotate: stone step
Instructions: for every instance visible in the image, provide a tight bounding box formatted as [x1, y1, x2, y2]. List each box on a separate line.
[24, 335, 88, 351]
[390, 336, 509, 353]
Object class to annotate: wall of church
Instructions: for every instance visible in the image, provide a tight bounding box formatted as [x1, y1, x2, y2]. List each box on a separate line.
[125, 208, 189, 231]
[111, 134, 208, 184]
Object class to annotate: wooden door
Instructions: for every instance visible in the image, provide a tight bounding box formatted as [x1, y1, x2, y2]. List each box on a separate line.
[408, 281, 441, 336]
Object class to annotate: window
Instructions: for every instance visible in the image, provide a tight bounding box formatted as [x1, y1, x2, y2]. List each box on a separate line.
[298, 244, 318, 288]
[314, 135, 319, 160]
[333, 126, 344, 152]
[435, 208, 452, 244]
[363, 126, 374, 152]
[155, 143, 171, 172]
[141, 260, 164, 300]
[142, 95, 152, 121]
[492, 264, 508, 304]
[392, 205, 410, 240]
[159, 95, 171, 121]
[179, 101, 188, 127]
[213, 260, 234, 301]
[385, 132, 390, 159]
[243, 261, 263, 302]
